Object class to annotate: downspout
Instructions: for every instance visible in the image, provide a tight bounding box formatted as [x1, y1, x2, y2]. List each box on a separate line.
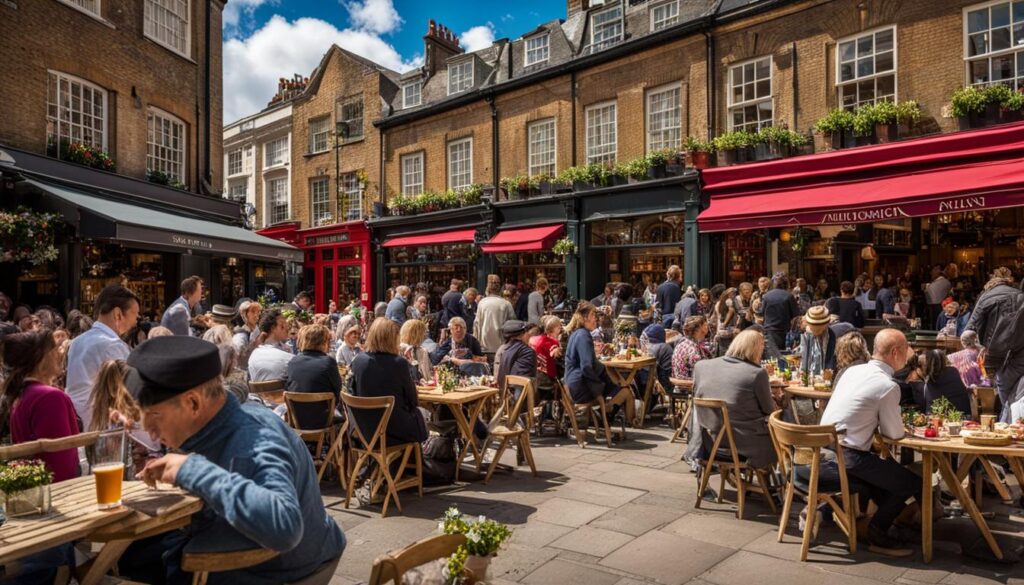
[704, 28, 715, 139]
[379, 126, 386, 204]
[488, 95, 499, 190]
[203, 0, 213, 190]
[570, 70, 577, 166]
[791, 41, 798, 128]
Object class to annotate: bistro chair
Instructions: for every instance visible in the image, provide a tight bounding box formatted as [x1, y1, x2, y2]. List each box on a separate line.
[975, 386, 997, 417]
[339, 392, 423, 517]
[693, 398, 777, 520]
[0, 430, 100, 462]
[283, 391, 348, 488]
[668, 378, 694, 444]
[248, 379, 286, 406]
[368, 534, 467, 585]
[478, 375, 538, 483]
[768, 411, 859, 561]
[183, 549, 279, 585]
[557, 379, 620, 448]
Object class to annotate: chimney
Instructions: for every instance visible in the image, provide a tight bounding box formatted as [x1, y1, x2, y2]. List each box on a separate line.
[567, 0, 586, 18]
[423, 19, 464, 74]
[268, 73, 309, 106]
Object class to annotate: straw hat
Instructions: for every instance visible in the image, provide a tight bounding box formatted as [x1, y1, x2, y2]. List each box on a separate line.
[804, 305, 831, 326]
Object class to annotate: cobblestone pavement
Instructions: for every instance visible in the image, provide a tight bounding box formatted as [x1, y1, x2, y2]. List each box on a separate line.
[324, 426, 1024, 584]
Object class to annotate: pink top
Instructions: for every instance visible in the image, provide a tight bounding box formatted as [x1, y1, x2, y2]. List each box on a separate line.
[10, 381, 80, 482]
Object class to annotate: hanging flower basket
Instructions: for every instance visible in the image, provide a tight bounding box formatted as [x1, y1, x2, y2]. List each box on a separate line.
[0, 207, 63, 265]
[551, 238, 576, 257]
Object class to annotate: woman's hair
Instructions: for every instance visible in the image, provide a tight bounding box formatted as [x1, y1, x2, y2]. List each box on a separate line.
[0, 329, 56, 436]
[725, 329, 764, 364]
[566, 301, 597, 333]
[202, 324, 233, 346]
[697, 288, 711, 303]
[365, 317, 400, 354]
[960, 330, 981, 350]
[147, 326, 174, 338]
[343, 325, 361, 340]
[297, 324, 331, 352]
[67, 312, 94, 338]
[683, 315, 707, 337]
[88, 359, 140, 433]
[400, 319, 427, 346]
[919, 349, 948, 385]
[715, 287, 737, 321]
[835, 332, 870, 370]
[542, 315, 562, 335]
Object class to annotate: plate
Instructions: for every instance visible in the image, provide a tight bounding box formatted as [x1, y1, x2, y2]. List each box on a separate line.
[963, 433, 1014, 447]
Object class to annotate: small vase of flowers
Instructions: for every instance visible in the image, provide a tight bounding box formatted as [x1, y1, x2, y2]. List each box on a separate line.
[439, 506, 512, 585]
[0, 460, 53, 517]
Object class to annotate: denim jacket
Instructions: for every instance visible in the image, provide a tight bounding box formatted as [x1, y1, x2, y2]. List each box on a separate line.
[175, 394, 345, 584]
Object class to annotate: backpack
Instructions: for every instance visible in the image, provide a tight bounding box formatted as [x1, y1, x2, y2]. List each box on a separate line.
[985, 300, 1024, 368]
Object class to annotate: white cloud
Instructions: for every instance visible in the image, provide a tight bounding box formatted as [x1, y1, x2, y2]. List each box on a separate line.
[223, 16, 421, 123]
[223, 0, 276, 36]
[343, 0, 402, 35]
[459, 23, 496, 52]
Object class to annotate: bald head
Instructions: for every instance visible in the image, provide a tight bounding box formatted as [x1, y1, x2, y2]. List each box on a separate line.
[873, 328, 909, 371]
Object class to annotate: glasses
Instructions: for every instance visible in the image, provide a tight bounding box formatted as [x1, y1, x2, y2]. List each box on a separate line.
[93, 429, 126, 509]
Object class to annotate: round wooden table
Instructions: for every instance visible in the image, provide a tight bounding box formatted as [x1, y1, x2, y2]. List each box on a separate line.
[601, 356, 657, 428]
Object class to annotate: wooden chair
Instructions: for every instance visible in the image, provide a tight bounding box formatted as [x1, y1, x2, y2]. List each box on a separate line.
[248, 379, 285, 405]
[183, 549, 279, 585]
[768, 411, 859, 561]
[283, 391, 347, 488]
[693, 398, 778, 519]
[668, 378, 694, 444]
[368, 534, 467, 585]
[975, 386, 997, 416]
[0, 431, 99, 461]
[478, 375, 538, 483]
[339, 393, 423, 517]
[557, 379, 619, 448]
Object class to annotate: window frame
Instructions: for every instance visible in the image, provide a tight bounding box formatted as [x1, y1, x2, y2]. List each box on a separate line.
[227, 149, 244, 176]
[265, 176, 290, 226]
[528, 118, 557, 177]
[727, 56, 774, 132]
[310, 177, 332, 226]
[46, 70, 108, 152]
[146, 106, 187, 185]
[401, 151, 425, 196]
[143, 0, 191, 58]
[524, 33, 551, 67]
[402, 80, 422, 108]
[263, 136, 289, 169]
[338, 95, 364, 142]
[963, 0, 1024, 88]
[585, 100, 618, 165]
[590, 3, 624, 51]
[308, 117, 331, 154]
[341, 172, 362, 221]
[57, 0, 102, 18]
[448, 59, 474, 95]
[227, 180, 247, 203]
[650, 0, 680, 31]
[646, 82, 682, 152]
[835, 25, 898, 109]
[447, 138, 474, 190]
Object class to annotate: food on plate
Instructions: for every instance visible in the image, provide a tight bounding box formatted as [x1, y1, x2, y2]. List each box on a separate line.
[923, 427, 938, 438]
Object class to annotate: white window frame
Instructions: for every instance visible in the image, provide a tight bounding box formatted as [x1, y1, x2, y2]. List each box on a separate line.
[646, 83, 682, 151]
[728, 56, 774, 132]
[265, 176, 289, 226]
[525, 33, 550, 67]
[964, 1, 1024, 88]
[403, 81, 422, 108]
[528, 118, 557, 177]
[309, 117, 330, 154]
[836, 25, 897, 110]
[585, 101, 617, 164]
[650, 0, 680, 31]
[341, 173, 362, 221]
[401, 152, 424, 196]
[146, 107, 186, 185]
[447, 138, 473, 190]
[338, 96, 364, 141]
[310, 177, 332, 226]
[590, 4, 624, 51]
[46, 70, 108, 152]
[58, 0, 101, 18]
[227, 180, 247, 203]
[448, 60, 474, 95]
[144, 0, 190, 58]
[227, 149, 243, 176]
[264, 136, 289, 169]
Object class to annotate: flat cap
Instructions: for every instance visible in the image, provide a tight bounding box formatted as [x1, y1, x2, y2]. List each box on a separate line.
[501, 320, 527, 336]
[125, 336, 222, 407]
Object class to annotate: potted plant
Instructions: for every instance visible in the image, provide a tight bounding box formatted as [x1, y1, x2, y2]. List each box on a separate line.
[558, 166, 593, 191]
[951, 86, 991, 130]
[813, 108, 856, 151]
[499, 174, 530, 200]
[860, 101, 897, 143]
[608, 162, 629, 186]
[621, 158, 650, 183]
[585, 162, 610, 187]
[440, 506, 512, 584]
[645, 149, 673, 178]
[531, 173, 557, 195]
[355, 168, 370, 189]
[945, 409, 963, 437]
[682, 136, 714, 169]
[0, 460, 53, 517]
[552, 237, 577, 257]
[712, 131, 753, 166]
[987, 84, 1024, 123]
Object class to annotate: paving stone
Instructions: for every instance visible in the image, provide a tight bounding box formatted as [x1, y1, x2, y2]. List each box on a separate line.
[608, 451, 679, 469]
[600, 530, 735, 585]
[522, 558, 625, 585]
[738, 529, 907, 583]
[533, 497, 615, 527]
[490, 543, 560, 582]
[590, 502, 685, 537]
[700, 550, 885, 585]
[902, 567, 954, 584]
[334, 515, 439, 581]
[663, 512, 773, 549]
[569, 461, 690, 495]
[509, 519, 575, 548]
[550, 525, 635, 557]
[553, 479, 646, 507]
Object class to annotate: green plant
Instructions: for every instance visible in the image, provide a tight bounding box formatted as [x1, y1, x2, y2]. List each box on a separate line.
[499, 174, 529, 195]
[146, 169, 185, 189]
[813, 108, 856, 134]
[440, 506, 512, 557]
[946, 409, 963, 423]
[712, 130, 753, 151]
[950, 86, 988, 117]
[757, 126, 809, 148]
[558, 165, 593, 185]
[46, 138, 117, 172]
[902, 408, 921, 428]
[861, 101, 898, 125]
[894, 100, 922, 125]
[682, 136, 714, 153]
[552, 237, 576, 256]
[929, 395, 954, 419]
[1003, 90, 1024, 111]
[0, 208, 63, 266]
[528, 173, 556, 189]
[617, 157, 649, 180]
[645, 148, 676, 166]
[852, 108, 875, 136]
[585, 162, 610, 186]
[444, 545, 468, 585]
[457, 184, 483, 206]
[0, 460, 53, 494]
[984, 83, 1015, 107]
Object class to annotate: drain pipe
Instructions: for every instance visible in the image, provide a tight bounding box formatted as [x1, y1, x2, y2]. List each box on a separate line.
[704, 30, 715, 139]
[570, 70, 578, 166]
[488, 95, 499, 189]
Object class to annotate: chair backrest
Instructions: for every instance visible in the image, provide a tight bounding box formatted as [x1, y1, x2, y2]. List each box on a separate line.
[283, 391, 336, 432]
[249, 379, 285, 393]
[504, 375, 534, 427]
[339, 392, 395, 452]
[976, 386, 997, 416]
[368, 534, 467, 585]
[0, 430, 100, 462]
[768, 410, 851, 492]
[692, 397, 742, 468]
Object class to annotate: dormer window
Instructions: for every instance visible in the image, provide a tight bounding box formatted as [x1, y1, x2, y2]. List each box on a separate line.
[525, 33, 550, 67]
[590, 4, 623, 52]
[448, 60, 473, 95]
[403, 80, 422, 108]
[651, 0, 679, 31]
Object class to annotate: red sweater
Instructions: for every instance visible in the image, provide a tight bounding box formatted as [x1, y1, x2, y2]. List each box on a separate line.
[530, 334, 560, 378]
[10, 382, 80, 482]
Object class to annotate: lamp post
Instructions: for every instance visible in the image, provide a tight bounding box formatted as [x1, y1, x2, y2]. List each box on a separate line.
[334, 121, 350, 223]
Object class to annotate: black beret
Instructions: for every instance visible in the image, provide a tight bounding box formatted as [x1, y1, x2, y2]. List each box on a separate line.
[501, 320, 527, 336]
[125, 336, 222, 407]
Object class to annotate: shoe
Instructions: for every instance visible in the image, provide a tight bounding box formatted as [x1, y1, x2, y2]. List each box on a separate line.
[356, 485, 384, 506]
[798, 507, 821, 541]
[867, 525, 913, 558]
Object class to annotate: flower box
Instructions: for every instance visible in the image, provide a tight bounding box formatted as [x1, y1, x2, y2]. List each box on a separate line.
[2, 484, 51, 517]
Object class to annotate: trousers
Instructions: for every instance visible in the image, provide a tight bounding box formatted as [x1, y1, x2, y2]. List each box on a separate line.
[842, 447, 918, 532]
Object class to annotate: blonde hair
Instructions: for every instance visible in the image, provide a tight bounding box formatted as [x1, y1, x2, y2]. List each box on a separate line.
[202, 324, 233, 346]
[147, 326, 173, 338]
[835, 332, 870, 370]
[536, 277, 549, 290]
[567, 301, 597, 333]
[365, 317, 400, 354]
[667, 265, 682, 280]
[725, 330, 764, 364]
[297, 324, 331, 352]
[400, 319, 427, 347]
[88, 359, 139, 433]
[542, 315, 561, 334]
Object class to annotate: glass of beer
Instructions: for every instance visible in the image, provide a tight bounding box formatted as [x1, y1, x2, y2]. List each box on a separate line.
[93, 429, 126, 510]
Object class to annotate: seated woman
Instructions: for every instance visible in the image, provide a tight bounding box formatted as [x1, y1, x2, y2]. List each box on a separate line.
[400, 319, 434, 383]
[287, 325, 343, 428]
[564, 302, 635, 423]
[430, 316, 488, 376]
[919, 349, 972, 417]
[948, 330, 984, 387]
[691, 329, 777, 469]
[530, 315, 564, 392]
[831, 331, 870, 389]
[89, 359, 159, 473]
[672, 315, 712, 380]
[642, 324, 673, 393]
[335, 325, 363, 368]
[799, 305, 837, 378]
[350, 318, 428, 445]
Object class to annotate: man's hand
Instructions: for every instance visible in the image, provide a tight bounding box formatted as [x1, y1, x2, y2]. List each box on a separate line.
[550, 346, 563, 359]
[136, 453, 191, 488]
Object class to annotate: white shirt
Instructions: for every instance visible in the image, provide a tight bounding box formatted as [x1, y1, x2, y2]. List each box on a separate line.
[65, 321, 130, 423]
[820, 359, 904, 452]
[247, 344, 294, 382]
[925, 276, 952, 305]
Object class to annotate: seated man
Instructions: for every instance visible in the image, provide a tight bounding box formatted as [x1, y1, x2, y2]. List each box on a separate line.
[125, 336, 345, 584]
[820, 328, 917, 557]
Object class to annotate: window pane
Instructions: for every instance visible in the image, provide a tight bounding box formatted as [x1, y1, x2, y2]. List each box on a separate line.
[994, 54, 1015, 80]
[755, 58, 770, 79]
[875, 28, 894, 52]
[732, 67, 742, 85]
[875, 50, 894, 73]
[969, 32, 988, 56]
[857, 36, 872, 57]
[732, 110, 744, 128]
[857, 57, 874, 77]
[744, 62, 754, 80]
[839, 41, 855, 62]
[968, 8, 988, 33]
[876, 74, 895, 99]
[993, 3, 1011, 27]
[858, 80, 875, 102]
[840, 62, 855, 82]
[993, 26, 1012, 51]
[743, 83, 754, 101]
[840, 85, 857, 108]
[971, 59, 990, 84]
[732, 85, 743, 104]
[755, 79, 770, 98]
[1015, 1, 1024, 21]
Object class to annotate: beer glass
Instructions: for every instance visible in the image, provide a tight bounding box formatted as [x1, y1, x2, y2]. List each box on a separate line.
[93, 429, 126, 510]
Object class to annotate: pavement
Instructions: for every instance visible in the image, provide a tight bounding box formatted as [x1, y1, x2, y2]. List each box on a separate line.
[322, 425, 1024, 585]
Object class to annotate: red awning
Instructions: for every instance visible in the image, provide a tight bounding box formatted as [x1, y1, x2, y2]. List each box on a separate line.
[382, 228, 477, 248]
[481, 224, 565, 253]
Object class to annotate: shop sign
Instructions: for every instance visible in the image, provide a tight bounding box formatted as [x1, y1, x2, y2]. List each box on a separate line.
[171, 235, 214, 250]
[815, 195, 988, 226]
[305, 232, 350, 246]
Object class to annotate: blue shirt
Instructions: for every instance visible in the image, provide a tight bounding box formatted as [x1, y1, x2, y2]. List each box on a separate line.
[175, 394, 345, 584]
[386, 296, 408, 325]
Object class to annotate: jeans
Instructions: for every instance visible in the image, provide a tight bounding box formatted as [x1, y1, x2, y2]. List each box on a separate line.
[842, 448, 919, 533]
[2, 543, 75, 585]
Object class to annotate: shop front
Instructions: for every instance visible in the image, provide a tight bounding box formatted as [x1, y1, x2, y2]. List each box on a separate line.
[489, 196, 572, 295]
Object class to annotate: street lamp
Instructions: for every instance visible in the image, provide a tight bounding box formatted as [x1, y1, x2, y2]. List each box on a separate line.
[334, 121, 350, 223]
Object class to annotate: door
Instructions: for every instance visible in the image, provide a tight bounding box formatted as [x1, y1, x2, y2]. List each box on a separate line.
[322, 265, 334, 312]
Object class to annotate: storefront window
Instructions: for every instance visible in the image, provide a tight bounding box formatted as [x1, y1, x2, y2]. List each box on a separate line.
[385, 243, 473, 290]
[590, 214, 685, 289]
[337, 265, 361, 307]
[80, 243, 167, 321]
[255, 263, 286, 302]
[496, 251, 566, 291]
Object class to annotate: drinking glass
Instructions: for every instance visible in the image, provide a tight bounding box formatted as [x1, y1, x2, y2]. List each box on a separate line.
[93, 429, 126, 510]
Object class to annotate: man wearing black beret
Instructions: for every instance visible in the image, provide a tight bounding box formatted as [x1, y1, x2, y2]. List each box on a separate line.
[122, 336, 345, 584]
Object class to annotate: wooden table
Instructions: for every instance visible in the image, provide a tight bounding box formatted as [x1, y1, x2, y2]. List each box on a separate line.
[0, 477, 202, 585]
[601, 356, 656, 427]
[417, 385, 499, 480]
[886, 434, 1024, 563]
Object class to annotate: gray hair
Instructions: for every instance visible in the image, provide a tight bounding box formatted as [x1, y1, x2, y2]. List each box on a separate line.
[448, 316, 467, 329]
[961, 330, 980, 349]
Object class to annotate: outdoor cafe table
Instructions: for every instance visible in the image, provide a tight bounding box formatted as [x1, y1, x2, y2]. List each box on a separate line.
[0, 476, 202, 585]
[883, 434, 1024, 563]
[417, 384, 498, 480]
[601, 355, 657, 427]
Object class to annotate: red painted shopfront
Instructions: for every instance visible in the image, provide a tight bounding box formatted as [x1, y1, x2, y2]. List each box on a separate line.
[258, 220, 372, 312]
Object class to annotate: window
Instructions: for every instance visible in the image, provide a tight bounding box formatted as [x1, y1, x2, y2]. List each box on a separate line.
[144, 0, 189, 56]
[60, 0, 100, 16]
[448, 60, 473, 95]
[264, 136, 288, 168]
[728, 57, 773, 132]
[338, 96, 364, 141]
[227, 181, 247, 203]
[403, 81, 422, 108]
[525, 33, 550, 67]
[341, 173, 362, 221]
[310, 178, 331, 226]
[837, 27, 896, 109]
[401, 152, 424, 195]
[651, 0, 679, 31]
[147, 108, 186, 184]
[46, 71, 107, 151]
[448, 138, 473, 190]
[227, 149, 243, 176]
[585, 101, 617, 164]
[309, 117, 330, 153]
[647, 84, 681, 151]
[965, 2, 1024, 88]
[590, 4, 623, 52]
[528, 119, 556, 177]
[266, 177, 289, 225]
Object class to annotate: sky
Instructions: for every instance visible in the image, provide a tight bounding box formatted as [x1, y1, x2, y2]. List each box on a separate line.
[222, 0, 564, 124]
